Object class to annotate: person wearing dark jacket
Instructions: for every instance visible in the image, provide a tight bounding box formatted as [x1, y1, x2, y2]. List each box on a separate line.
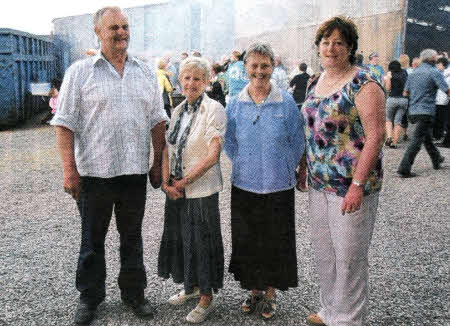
[207, 63, 226, 107]
[289, 63, 310, 109]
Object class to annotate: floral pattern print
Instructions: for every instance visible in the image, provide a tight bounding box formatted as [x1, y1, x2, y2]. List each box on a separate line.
[301, 69, 384, 197]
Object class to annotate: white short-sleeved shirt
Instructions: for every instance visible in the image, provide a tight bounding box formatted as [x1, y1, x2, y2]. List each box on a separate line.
[51, 52, 169, 178]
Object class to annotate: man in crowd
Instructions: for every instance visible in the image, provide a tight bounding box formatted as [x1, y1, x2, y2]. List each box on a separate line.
[366, 51, 385, 82]
[51, 6, 168, 325]
[433, 57, 450, 143]
[397, 49, 449, 178]
[289, 62, 310, 109]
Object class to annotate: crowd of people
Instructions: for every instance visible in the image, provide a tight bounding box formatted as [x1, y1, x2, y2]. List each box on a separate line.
[49, 6, 449, 326]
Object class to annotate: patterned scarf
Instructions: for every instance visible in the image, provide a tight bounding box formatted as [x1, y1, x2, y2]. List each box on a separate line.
[167, 94, 204, 179]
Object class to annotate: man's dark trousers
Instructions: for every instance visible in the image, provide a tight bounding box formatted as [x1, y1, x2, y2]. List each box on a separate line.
[398, 119, 441, 174]
[76, 174, 148, 307]
[433, 104, 448, 139]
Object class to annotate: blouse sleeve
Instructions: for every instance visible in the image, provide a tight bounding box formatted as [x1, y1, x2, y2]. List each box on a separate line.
[204, 101, 227, 147]
[348, 70, 385, 105]
[50, 62, 82, 132]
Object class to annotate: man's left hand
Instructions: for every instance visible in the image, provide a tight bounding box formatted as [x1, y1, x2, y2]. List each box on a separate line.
[149, 166, 162, 189]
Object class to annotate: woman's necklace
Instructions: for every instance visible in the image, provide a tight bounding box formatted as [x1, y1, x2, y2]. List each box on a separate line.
[322, 65, 353, 87]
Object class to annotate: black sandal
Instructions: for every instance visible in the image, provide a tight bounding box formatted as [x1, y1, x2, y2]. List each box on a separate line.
[241, 293, 263, 314]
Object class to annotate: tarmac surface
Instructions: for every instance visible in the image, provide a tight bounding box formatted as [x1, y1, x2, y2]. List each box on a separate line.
[0, 116, 449, 326]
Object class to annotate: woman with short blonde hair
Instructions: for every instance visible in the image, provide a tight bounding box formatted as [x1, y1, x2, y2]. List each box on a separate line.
[158, 55, 226, 324]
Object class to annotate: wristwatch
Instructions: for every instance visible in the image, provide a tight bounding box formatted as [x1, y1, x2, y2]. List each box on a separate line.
[185, 176, 192, 185]
[352, 179, 364, 187]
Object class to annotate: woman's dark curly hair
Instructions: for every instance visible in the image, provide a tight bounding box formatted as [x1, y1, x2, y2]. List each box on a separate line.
[314, 16, 359, 65]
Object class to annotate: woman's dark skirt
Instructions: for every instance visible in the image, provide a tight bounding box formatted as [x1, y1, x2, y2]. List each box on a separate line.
[229, 186, 298, 291]
[158, 193, 224, 295]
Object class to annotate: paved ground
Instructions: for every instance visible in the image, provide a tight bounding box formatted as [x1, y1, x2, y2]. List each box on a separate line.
[0, 117, 449, 326]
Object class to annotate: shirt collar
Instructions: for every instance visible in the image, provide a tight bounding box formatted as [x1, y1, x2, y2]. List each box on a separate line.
[93, 51, 139, 66]
[237, 80, 283, 104]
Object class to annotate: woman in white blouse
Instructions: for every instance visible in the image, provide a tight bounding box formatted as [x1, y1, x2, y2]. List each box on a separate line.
[157, 56, 227, 324]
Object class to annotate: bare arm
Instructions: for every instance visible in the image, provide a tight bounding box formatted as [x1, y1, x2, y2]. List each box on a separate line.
[149, 121, 166, 188]
[55, 126, 80, 200]
[342, 82, 386, 215]
[172, 137, 222, 192]
[384, 72, 392, 91]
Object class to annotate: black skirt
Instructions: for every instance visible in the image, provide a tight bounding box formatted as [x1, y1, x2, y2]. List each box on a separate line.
[229, 186, 298, 291]
[158, 193, 224, 295]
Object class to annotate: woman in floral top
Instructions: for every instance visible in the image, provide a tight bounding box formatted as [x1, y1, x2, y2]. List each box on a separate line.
[297, 16, 386, 326]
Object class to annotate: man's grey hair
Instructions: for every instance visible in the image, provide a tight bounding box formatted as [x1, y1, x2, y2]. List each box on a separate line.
[93, 6, 123, 26]
[420, 49, 437, 61]
[179, 57, 211, 81]
[243, 42, 275, 66]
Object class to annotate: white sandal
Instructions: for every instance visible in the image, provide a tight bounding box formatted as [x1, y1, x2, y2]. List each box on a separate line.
[186, 298, 216, 323]
[167, 288, 201, 305]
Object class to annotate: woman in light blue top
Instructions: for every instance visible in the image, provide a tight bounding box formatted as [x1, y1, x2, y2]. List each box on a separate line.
[224, 42, 305, 321]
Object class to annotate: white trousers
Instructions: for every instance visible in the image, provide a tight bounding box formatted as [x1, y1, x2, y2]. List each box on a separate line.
[309, 188, 379, 326]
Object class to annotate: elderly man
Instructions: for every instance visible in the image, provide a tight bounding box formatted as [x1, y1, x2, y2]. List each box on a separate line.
[397, 49, 450, 177]
[51, 6, 167, 324]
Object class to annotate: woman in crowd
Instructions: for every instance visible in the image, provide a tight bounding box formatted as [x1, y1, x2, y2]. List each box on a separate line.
[157, 59, 174, 118]
[207, 63, 226, 107]
[158, 57, 227, 324]
[384, 60, 408, 148]
[297, 16, 385, 326]
[225, 42, 304, 321]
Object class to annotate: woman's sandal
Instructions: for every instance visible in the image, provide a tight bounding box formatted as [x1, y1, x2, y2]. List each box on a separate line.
[241, 293, 263, 314]
[261, 297, 277, 320]
[385, 137, 392, 147]
[306, 313, 327, 325]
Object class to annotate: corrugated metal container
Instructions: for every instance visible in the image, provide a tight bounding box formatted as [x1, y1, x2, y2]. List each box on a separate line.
[0, 28, 56, 127]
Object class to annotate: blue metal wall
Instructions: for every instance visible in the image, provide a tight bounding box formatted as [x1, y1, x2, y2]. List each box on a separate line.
[0, 29, 56, 126]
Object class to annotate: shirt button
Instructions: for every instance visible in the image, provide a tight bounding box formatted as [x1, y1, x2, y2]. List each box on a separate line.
[183, 167, 186, 170]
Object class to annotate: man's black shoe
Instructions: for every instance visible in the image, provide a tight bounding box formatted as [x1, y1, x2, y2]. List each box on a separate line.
[433, 156, 445, 170]
[74, 302, 96, 325]
[397, 171, 417, 178]
[123, 298, 156, 319]
[436, 143, 450, 148]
